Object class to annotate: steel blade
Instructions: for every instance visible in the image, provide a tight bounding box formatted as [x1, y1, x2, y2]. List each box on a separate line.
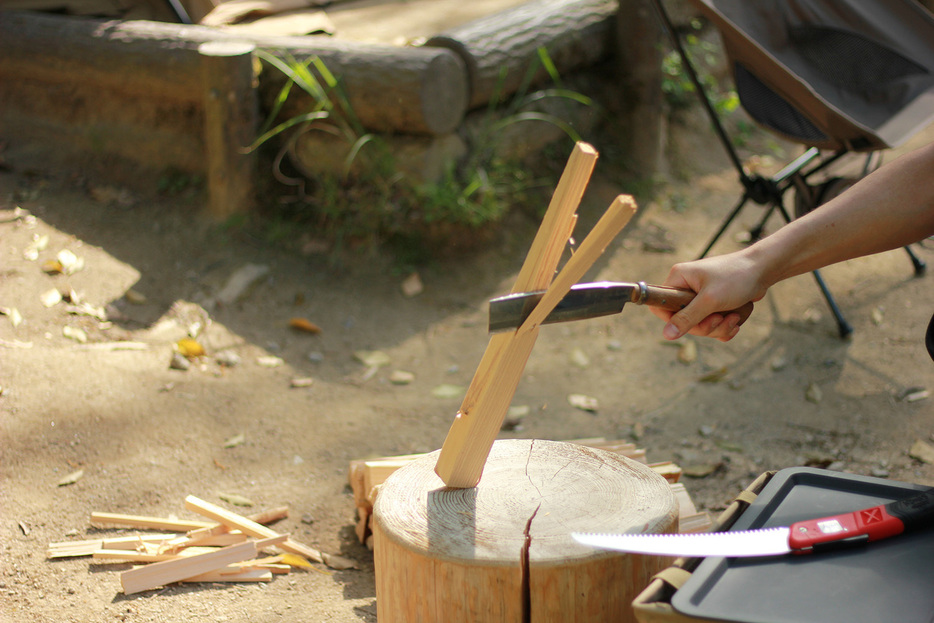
[572, 527, 792, 558]
[488, 282, 634, 333]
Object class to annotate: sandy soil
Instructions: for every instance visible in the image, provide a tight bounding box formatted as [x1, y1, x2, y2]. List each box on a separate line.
[1, 120, 932, 622]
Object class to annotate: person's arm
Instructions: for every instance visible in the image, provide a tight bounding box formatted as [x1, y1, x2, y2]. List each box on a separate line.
[654, 142, 934, 341]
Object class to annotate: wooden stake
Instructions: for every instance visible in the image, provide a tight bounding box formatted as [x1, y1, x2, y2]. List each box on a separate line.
[199, 40, 258, 219]
[434, 142, 599, 488]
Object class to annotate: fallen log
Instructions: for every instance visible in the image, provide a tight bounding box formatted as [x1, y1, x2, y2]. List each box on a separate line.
[0, 10, 469, 136]
[426, 0, 616, 109]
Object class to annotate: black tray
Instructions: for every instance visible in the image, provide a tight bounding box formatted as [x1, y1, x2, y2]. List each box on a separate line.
[671, 467, 934, 623]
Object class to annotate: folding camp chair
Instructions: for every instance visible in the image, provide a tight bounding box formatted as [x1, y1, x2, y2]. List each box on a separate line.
[649, 0, 934, 337]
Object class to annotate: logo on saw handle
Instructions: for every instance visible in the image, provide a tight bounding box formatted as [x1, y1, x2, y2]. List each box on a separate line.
[858, 507, 884, 525]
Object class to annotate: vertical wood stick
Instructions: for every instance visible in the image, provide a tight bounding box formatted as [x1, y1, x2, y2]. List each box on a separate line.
[200, 40, 258, 219]
[434, 143, 600, 488]
[517, 194, 637, 334]
[511, 143, 598, 293]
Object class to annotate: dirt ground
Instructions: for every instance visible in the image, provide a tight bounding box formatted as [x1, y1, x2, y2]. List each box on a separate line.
[1, 114, 933, 623]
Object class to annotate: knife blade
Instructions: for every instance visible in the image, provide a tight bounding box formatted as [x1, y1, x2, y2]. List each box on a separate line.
[573, 487, 934, 558]
[488, 281, 753, 333]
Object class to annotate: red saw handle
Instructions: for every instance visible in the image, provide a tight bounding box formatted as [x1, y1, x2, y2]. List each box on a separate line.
[787, 488, 934, 552]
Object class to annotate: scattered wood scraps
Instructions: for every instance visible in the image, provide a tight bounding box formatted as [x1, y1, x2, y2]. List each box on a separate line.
[348, 438, 711, 547]
[47, 498, 357, 595]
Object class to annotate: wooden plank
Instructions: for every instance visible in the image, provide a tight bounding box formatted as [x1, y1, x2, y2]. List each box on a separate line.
[89, 512, 213, 532]
[94, 550, 190, 563]
[434, 142, 598, 488]
[48, 534, 180, 558]
[119, 536, 284, 595]
[649, 461, 683, 483]
[182, 567, 273, 583]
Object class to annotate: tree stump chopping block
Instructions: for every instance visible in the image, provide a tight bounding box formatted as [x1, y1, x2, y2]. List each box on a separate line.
[373, 439, 679, 622]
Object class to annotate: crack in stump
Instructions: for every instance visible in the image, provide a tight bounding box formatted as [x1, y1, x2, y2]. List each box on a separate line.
[520, 503, 540, 623]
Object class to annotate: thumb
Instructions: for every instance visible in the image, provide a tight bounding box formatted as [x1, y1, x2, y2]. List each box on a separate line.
[662, 302, 717, 340]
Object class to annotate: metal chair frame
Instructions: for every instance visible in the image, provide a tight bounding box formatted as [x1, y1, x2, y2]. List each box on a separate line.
[649, 0, 927, 338]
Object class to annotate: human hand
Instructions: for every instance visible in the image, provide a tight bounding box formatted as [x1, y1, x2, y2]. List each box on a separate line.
[649, 251, 768, 342]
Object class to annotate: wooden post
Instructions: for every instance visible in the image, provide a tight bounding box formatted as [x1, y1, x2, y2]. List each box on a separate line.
[199, 40, 258, 219]
[616, 0, 665, 177]
[374, 439, 679, 622]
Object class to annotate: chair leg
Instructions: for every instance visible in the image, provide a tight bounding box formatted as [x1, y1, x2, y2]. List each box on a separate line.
[772, 200, 855, 339]
[905, 245, 927, 276]
[812, 269, 854, 338]
[747, 205, 775, 242]
[698, 193, 751, 259]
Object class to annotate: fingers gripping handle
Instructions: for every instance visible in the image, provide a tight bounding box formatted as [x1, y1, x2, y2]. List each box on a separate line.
[637, 282, 755, 326]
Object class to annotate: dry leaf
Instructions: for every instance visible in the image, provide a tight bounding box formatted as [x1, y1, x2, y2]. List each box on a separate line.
[125, 289, 147, 305]
[41, 259, 64, 274]
[256, 355, 284, 368]
[568, 393, 599, 412]
[176, 338, 205, 358]
[431, 384, 464, 399]
[223, 433, 245, 448]
[216, 264, 269, 305]
[354, 350, 390, 368]
[0, 307, 22, 328]
[682, 463, 721, 478]
[23, 234, 48, 261]
[401, 272, 423, 297]
[389, 370, 415, 385]
[569, 348, 590, 368]
[62, 326, 88, 344]
[218, 492, 254, 507]
[909, 439, 934, 464]
[698, 367, 728, 383]
[57, 469, 84, 487]
[57, 249, 83, 275]
[66, 301, 107, 321]
[805, 382, 823, 403]
[40, 288, 62, 308]
[289, 318, 322, 334]
[678, 339, 697, 364]
[280, 553, 313, 569]
[321, 553, 357, 570]
[290, 377, 314, 388]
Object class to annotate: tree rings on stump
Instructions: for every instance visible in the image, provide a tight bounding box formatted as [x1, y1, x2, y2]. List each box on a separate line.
[373, 438, 679, 622]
